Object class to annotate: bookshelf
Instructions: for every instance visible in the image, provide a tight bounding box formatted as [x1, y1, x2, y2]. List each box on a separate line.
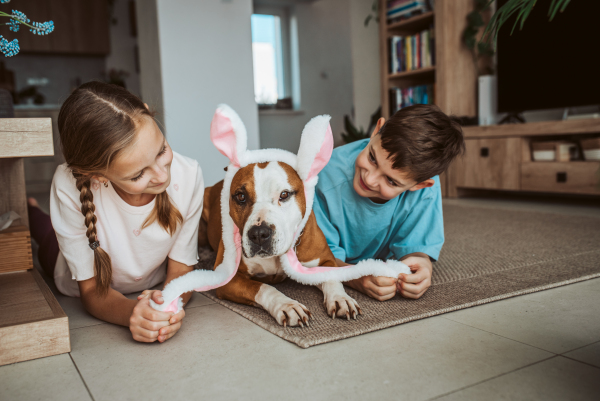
[378, 0, 478, 196]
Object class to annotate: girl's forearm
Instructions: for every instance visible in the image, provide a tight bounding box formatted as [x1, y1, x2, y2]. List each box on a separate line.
[78, 279, 137, 327]
[165, 258, 195, 306]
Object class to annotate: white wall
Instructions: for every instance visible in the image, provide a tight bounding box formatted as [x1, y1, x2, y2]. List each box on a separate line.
[258, 0, 381, 152]
[106, 0, 141, 97]
[137, 0, 260, 186]
[349, 0, 381, 132]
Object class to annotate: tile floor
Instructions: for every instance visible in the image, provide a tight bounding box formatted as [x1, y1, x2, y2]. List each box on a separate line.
[1, 198, 599, 401]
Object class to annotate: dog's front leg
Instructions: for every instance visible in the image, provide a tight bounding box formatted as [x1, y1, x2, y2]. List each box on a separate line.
[317, 281, 362, 320]
[254, 284, 312, 327]
[215, 259, 311, 327]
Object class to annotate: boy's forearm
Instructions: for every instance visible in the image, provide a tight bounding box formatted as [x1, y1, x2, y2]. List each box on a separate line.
[165, 258, 195, 305]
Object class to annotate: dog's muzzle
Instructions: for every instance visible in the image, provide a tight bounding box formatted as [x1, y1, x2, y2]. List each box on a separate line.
[247, 221, 275, 258]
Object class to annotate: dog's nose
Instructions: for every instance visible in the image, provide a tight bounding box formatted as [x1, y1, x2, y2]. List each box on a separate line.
[248, 223, 272, 245]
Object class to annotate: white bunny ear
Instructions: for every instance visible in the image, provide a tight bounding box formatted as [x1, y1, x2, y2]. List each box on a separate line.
[296, 115, 334, 182]
[210, 104, 248, 167]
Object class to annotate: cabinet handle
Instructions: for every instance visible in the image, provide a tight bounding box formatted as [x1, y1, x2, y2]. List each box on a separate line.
[556, 172, 567, 183]
[480, 147, 489, 157]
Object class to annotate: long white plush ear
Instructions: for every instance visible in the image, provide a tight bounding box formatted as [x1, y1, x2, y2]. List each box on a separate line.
[296, 115, 333, 182]
[210, 104, 248, 167]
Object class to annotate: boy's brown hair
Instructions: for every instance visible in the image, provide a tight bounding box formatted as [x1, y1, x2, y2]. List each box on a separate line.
[378, 104, 465, 183]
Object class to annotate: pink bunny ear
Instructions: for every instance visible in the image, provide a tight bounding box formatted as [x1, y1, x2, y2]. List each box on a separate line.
[210, 104, 247, 167]
[296, 115, 333, 182]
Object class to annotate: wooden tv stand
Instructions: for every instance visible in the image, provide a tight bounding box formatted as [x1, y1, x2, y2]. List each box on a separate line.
[446, 118, 600, 197]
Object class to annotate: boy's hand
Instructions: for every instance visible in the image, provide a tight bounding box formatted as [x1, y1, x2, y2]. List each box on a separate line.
[397, 254, 432, 299]
[346, 275, 398, 301]
[137, 290, 186, 343]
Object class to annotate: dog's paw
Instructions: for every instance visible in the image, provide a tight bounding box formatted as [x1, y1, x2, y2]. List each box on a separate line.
[321, 281, 362, 320]
[273, 301, 312, 328]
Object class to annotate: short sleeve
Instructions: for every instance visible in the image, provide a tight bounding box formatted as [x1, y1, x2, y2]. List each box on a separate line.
[168, 163, 204, 266]
[388, 187, 445, 261]
[49, 165, 95, 281]
[313, 186, 347, 262]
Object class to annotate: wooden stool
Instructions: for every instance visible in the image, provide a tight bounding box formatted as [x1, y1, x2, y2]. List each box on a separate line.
[0, 118, 70, 366]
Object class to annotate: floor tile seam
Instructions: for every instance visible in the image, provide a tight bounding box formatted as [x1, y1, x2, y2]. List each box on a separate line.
[68, 353, 96, 401]
[433, 249, 600, 286]
[425, 355, 558, 401]
[559, 355, 600, 370]
[559, 339, 600, 355]
[443, 202, 600, 219]
[69, 322, 108, 331]
[439, 316, 559, 355]
[184, 301, 217, 310]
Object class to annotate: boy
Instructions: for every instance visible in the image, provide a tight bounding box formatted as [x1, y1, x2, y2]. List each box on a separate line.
[314, 104, 464, 301]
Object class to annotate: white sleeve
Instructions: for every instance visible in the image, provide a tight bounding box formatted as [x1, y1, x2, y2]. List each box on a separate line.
[168, 163, 204, 266]
[49, 165, 95, 281]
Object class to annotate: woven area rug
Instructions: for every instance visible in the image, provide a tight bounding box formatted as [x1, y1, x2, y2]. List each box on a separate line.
[197, 204, 600, 348]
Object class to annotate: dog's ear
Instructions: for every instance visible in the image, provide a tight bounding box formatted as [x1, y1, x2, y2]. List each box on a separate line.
[210, 104, 247, 168]
[296, 115, 333, 183]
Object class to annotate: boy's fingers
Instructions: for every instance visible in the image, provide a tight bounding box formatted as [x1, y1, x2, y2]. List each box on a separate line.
[400, 268, 428, 284]
[400, 279, 430, 296]
[367, 281, 396, 300]
[372, 276, 397, 286]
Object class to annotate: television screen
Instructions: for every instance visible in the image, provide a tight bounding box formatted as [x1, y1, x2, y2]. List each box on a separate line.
[496, 0, 600, 113]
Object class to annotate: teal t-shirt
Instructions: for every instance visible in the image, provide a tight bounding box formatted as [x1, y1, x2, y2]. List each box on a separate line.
[313, 138, 444, 263]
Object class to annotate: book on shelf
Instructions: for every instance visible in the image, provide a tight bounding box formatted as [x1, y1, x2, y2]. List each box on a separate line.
[386, 0, 431, 24]
[388, 27, 435, 73]
[389, 84, 434, 115]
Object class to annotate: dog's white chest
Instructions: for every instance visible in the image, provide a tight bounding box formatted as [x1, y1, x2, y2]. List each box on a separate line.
[244, 256, 287, 280]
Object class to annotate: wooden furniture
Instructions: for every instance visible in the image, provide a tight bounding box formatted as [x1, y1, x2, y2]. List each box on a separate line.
[378, 0, 477, 196]
[10, 0, 110, 55]
[447, 119, 600, 196]
[14, 106, 64, 197]
[0, 118, 70, 366]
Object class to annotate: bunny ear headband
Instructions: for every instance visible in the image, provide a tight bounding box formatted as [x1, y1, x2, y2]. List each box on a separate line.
[151, 105, 411, 313]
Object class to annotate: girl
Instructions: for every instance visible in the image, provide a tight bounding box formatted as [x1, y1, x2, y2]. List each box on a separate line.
[29, 81, 203, 343]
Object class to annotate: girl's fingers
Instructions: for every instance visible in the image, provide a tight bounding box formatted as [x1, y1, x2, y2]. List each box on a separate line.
[132, 326, 159, 341]
[169, 309, 185, 325]
[159, 321, 182, 338]
[138, 316, 171, 332]
[139, 301, 173, 322]
[150, 290, 164, 304]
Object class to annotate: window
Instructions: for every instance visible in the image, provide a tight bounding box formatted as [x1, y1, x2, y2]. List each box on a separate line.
[251, 14, 283, 105]
[251, 6, 298, 109]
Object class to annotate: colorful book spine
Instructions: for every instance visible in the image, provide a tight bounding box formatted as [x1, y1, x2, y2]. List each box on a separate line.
[388, 28, 435, 74]
[389, 84, 435, 115]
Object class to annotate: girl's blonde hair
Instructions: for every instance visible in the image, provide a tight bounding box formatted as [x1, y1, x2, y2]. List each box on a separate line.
[58, 81, 183, 296]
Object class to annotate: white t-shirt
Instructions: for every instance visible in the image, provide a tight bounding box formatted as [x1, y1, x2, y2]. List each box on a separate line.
[50, 151, 204, 297]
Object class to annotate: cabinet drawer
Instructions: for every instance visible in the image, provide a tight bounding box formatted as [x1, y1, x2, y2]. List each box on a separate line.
[455, 138, 521, 190]
[521, 162, 600, 194]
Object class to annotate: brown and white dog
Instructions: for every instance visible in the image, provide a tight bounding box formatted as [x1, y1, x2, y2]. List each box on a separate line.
[151, 105, 410, 321]
[199, 161, 361, 327]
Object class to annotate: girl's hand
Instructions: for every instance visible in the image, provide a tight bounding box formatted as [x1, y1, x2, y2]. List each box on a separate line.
[346, 275, 398, 301]
[129, 290, 173, 343]
[397, 255, 432, 299]
[136, 290, 186, 343]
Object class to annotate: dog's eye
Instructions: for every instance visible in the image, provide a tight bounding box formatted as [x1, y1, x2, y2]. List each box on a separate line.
[280, 191, 289, 201]
[235, 193, 246, 203]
